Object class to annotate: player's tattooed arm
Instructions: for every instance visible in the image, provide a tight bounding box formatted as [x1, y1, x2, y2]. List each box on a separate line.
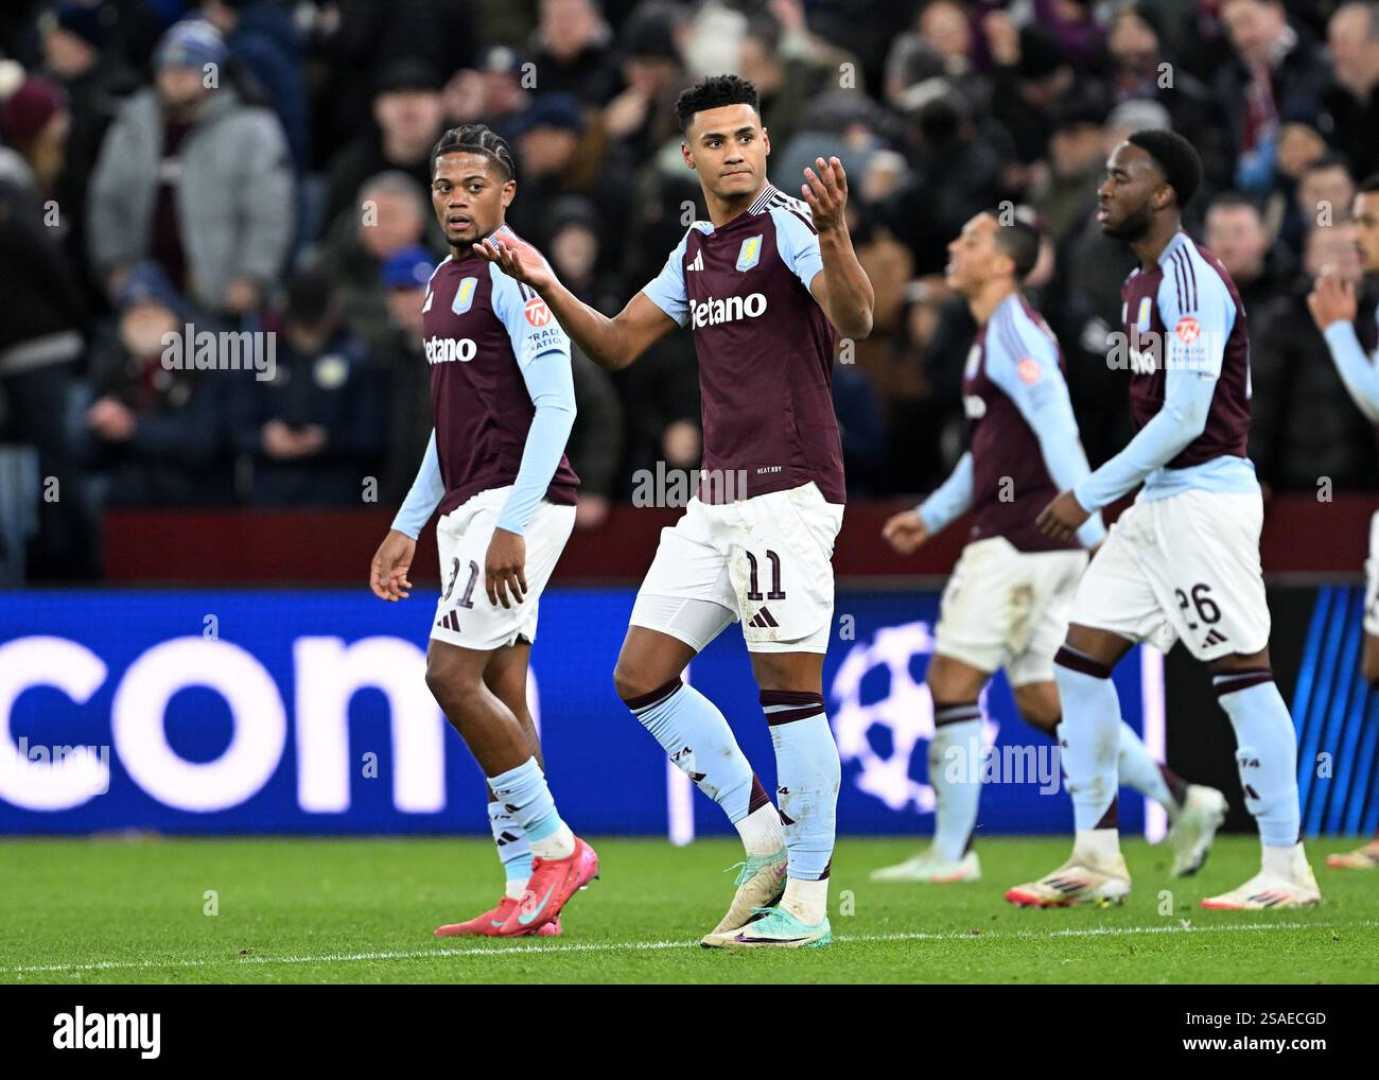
[474, 235, 676, 370]
[802, 156, 874, 339]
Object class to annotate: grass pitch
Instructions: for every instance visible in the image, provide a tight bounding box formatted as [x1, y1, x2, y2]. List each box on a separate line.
[2, 835, 1376, 984]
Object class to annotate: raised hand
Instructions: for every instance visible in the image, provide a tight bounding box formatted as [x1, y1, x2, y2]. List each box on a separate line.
[1307, 270, 1357, 331]
[802, 156, 849, 233]
[472, 234, 555, 292]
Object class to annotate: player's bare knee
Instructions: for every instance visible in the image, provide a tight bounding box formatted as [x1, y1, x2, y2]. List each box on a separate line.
[612, 659, 646, 703]
[613, 654, 675, 704]
[926, 653, 986, 704]
[1012, 684, 1060, 735]
[425, 650, 484, 714]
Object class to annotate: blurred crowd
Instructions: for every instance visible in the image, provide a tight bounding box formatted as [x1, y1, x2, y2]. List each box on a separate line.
[1, 0, 1378, 581]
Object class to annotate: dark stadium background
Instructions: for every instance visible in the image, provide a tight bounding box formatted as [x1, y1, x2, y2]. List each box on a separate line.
[1, 0, 1375, 840]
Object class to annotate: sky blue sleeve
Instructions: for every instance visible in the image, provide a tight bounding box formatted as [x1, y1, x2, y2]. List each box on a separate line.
[770, 205, 824, 291]
[917, 452, 974, 534]
[987, 308, 1106, 547]
[491, 266, 577, 535]
[391, 430, 443, 540]
[640, 229, 691, 327]
[1073, 267, 1232, 512]
[1322, 316, 1379, 424]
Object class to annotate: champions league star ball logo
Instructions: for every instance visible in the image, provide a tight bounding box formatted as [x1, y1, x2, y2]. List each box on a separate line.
[829, 621, 996, 814]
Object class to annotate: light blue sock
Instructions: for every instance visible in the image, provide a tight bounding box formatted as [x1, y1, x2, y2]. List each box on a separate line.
[488, 757, 564, 844]
[1053, 648, 1121, 831]
[624, 677, 756, 822]
[486, 799, 532, 885]
[762, 691, 840, 881]
[1115, 722, 1176, 810]
[1214, 671, 1300, 847]
[929, 703, 983, 862]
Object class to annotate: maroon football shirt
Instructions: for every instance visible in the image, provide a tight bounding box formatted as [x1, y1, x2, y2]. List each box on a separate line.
[963, 294, 1080, 553]
[641, 183, 845, 504]
[1121, 234, 1251, 468]
[421, 233, 579, 517]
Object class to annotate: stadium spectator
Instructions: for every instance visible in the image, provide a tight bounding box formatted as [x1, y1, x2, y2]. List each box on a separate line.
[1215, 0, 1331, 194]
[986, 20, 1076, 171]
[374, 245, 433, 504]
[199, 0, 309, 173]
[1322, 2, 1379, 185]
[305, 0, 476, 165]
[881, 87, 1010, 276]
[318, 169, 440, 353]
[601, 2, 688, 166]
[737, 4, 854, 154]
[441, 45, 533, 144]
[86, 18, 293, 318]
[324, 57, 444, 229]
[886, 279, 971, 493]
[77, 263, 237, 506]
[38, 1, 139, 293]
[1283, 152, 1355, 256]
[528, 0, 622, 107]
[541, 197, 625, 525]
[506, 93, 631, 255]
[1105, 4, 1228, 190]
[0, 67, 96, 578]
[230, 267, 384, 506]
[1251, 221, 1379, 492]
[1204, 193, 1293, 316]
[1031, 97, 1109, 245]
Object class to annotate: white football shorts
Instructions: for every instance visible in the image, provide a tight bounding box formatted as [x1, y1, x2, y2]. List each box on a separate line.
[1072, 489, 1270, 662]
[934, 536, 1089, 686]
[430, 485, 575, 652]
[629, 481, 844, 654]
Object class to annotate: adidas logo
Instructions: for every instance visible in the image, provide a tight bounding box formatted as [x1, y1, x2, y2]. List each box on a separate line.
[747, 606, 779, 629]
[1201, 629, 1228, 648]
[687, 249, 704, 272]
[436, 610, 461, 633]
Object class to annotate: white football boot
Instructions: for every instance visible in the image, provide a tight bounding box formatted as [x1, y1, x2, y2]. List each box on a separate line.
[1005, 849, 1132, 908]
[869, 847, 982, 883]
[1201, 844, 1321, 910]
[700, 848, 788, 948]
[1325, 839, 1379, 870]
[1167, 785, 1229, 877]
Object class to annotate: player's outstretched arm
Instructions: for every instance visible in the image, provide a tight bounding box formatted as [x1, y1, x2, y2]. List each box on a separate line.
[1037, 354, 1214, 542]
[801, 156, 875, 340]
[883, 452, 974, 554]
[474, 235, 677, 371]
[1309, 272, 1379, 423]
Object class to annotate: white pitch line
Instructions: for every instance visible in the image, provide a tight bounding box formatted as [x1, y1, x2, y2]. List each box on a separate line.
[4, 919, 1375, 977]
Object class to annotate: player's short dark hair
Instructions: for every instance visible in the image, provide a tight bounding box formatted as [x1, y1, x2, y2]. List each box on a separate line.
[1360, 172, 1379, 194]
[430, 123, 516, 181]
[674, 74, 759, 133]
[1126, 128, 1203, 210]
[992, 215, 1042, 281]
